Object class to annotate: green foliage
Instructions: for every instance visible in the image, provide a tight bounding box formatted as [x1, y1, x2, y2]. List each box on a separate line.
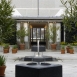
[3, 43, 9, 49]
[61, 42, 77, 46]
[0, 55, 6, 66]
[61, 45, 65, 50]
[60, 0, 77, 43]
[70, 46, 73, 49]
[46, 22, 59, 43]
[70, 43, 77, 46]
[12, 45, 18, 49]
[60, 0, 77, 30]
[0, 0, 15, 44]
[61, 41, 67, 45]
[65, 27, 77, 43]
[17, 26, 29, 43]
[67, 44, 71, 47]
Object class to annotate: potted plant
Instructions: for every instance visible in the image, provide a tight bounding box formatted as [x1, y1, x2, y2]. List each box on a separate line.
[12, 45, 18, 53]
[66, 44, 71, 53]
[17, 26, 28, 50]
[69, 46, 74, 54]
[3, 44, 9, 53]
[0, 55, 6, 76]
[61, 45, 65, 54]
[46, 22, 59, 50]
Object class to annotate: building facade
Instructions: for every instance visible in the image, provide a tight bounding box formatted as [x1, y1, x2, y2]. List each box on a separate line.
[11, 0, 65, 49]
[13, 17, 64, 49]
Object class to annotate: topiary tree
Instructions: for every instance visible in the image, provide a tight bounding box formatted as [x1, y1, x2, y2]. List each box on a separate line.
[0, 0, 15, 44]
[17, 26, 29, 44]
[46, 22, 59, 44]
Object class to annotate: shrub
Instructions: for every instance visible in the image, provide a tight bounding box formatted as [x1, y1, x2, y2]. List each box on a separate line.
[3, 44, 9, 49]
[12, 45, 18, 49]
[61, 45, 65, 50]
[0, 55, 6, 66]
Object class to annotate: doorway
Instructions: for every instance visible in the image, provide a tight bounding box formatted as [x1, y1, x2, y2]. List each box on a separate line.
[30, 22, 47, 47]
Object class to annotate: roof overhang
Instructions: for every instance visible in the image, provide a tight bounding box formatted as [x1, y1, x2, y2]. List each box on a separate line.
[12, 16, 63, 22]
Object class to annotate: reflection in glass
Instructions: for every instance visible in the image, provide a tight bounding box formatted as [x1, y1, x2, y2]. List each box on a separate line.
[31, 28, 45, 42]
[31, 28, 32, 39]
[37, 28, 40, 39]
[41, 28, 44, 39]
[33, 28, 36, 38]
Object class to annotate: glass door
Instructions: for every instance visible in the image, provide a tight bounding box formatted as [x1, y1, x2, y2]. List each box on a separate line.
[30, 27, 46, 46]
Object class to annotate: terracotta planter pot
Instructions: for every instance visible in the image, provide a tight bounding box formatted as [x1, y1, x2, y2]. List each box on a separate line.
[7, 47, 10, 53]
[61, 49, 65, 54]
[0, 66, 6, 76]
[66, 46, 70, 53]
[69, 49, 74, 54]
[3, 49, 9, 53]
[19, 44, 25, 50]
[3, 47, 10, 53]
[12, 49, 18, 53]
[51, 44, 57, 50]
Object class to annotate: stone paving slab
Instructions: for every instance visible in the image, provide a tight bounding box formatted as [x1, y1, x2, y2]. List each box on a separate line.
[0, 49, 77, 77]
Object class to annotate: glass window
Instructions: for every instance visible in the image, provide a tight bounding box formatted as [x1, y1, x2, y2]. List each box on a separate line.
[31, 28, 45, 42]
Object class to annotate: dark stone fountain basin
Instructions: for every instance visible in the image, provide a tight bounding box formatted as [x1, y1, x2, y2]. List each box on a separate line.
[15, 63, 62, 77]
[27, 62, 51, 66]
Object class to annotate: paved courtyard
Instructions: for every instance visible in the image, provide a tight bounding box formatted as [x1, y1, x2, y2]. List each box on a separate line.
[0, 47, 77, 77]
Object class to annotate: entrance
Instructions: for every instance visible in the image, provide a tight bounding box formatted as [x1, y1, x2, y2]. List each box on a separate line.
[30, 22, 47, 47]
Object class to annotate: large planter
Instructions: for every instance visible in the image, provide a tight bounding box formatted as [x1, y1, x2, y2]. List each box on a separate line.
[61, 49, 65, 54]
[0, 66, 6, 76]
[66, 46, 70, 53]
[19, 44, 25, 50]
[69, 49, 74, 54]
[12, 49, 18, 53]
[51, 44, 57, 50]
[3, 48, 9, 53]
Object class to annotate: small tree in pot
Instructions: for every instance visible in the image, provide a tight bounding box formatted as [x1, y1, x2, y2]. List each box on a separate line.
[12, 45, 18, 53]
[61, 45, 65, 54]
[66, 44, 71, 53]
[3, 44, 9, 53]
[46, 22, 59, 50]
[69, 46, 74, 54]
[17, 26, 28, 50]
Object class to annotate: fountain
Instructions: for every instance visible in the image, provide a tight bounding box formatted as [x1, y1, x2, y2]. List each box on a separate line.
[15, 41, 62, 77]
[25, 40, 57, 65]
[23, 40, 58, 62]
[37, 40, 39, 57]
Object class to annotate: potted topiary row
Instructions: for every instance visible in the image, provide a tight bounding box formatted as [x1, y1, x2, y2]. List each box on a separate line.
[3, 44, 18, 53]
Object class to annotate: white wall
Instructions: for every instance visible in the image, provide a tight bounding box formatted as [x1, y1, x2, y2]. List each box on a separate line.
[11, 0, 63, 8]
[49, 22, 61, 43]
[24, 23, 28, 42]
[11, 0, 65, 17]
[16, 23, 20, 42]
[16, 23, 20, 30]
[16, 22, 29, 42]
[56, 23, 61, 42]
